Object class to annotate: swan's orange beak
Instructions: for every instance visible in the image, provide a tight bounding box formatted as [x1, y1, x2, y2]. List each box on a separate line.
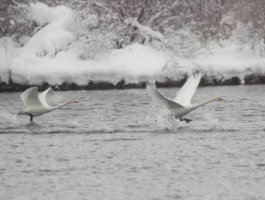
[69, 99, 79, 103]
[213, 96, 223, 101]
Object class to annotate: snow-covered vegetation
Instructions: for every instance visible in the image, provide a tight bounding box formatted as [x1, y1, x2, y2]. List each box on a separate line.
[1, 0, 265, 85]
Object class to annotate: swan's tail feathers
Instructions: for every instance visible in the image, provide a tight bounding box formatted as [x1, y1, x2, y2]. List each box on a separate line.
[146, 81, 158, 99]
[68, 99, 79, 104]
[146, 80, 162, 105]
[146, 81, 151, 87]
[146, 81, 156, 88]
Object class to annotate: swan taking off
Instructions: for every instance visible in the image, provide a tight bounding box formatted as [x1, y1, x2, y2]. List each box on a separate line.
[146, 73, 223, 123]
[17, 87, 78, 122]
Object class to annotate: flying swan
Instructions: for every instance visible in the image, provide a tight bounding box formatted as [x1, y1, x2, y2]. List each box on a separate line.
[146, 73, 223, 123]
[17, 87, 78, 122]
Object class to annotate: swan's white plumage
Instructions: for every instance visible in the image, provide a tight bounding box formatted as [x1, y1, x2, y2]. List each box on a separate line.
[174, 73, 202, 106]
[18, 86, 78, 121]
[21, 87, 43, 107]
[146, 82, 183, 110]
[39, 87, 56, 109]
[146, 73, 222, 120]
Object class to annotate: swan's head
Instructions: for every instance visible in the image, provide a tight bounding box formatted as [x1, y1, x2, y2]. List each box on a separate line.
[68, 99, 79, 104]
[213, 96, 223, 101]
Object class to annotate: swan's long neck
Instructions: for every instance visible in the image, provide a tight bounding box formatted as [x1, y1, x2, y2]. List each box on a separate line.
[50, 101, 72, 111]
[47, 98, 78, 112]
[192, 98, 216, 110]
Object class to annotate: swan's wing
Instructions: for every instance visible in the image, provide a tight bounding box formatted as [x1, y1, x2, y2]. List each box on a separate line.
[38, 87, 56, 109]
[174, 73, 202, 105]
[21, 87, 43, 107]
[146, 82, 183, 110]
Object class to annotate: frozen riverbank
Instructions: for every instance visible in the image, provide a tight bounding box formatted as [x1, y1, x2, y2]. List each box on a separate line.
[0, 73, 264, 92]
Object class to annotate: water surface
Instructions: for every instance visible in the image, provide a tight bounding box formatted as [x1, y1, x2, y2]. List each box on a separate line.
[1, 86, 265, 200]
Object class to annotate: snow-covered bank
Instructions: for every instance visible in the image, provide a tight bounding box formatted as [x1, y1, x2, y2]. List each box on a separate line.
[0, 3, 167, 84]
[1, 2, 265, 87]
[1, 74, 264, 92]
[22, 3, 75, 57]
[2, 43, 167, 84]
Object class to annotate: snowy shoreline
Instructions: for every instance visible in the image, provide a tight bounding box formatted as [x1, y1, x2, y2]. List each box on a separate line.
[2, 2, 265, 90]
[0, 74, 264, 92]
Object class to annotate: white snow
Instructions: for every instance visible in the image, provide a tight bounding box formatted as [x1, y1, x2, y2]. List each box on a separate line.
[20, 3, 75, 57]
[196, 45, 265, 72]
[9, 43, 167, 84]
[98, 44, 166, 76]
[174, 44, 265, 75]
[1, 2, 265, 85]
[29, 3, 73, 26]
[0, 3, 168, 84]
[125, 18, 164, 41]
[0, 37, 18, 82]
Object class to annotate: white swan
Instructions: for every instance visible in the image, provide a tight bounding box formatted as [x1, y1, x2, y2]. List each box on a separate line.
[146, 73, 223, 123]
[17, 87, 78, 122]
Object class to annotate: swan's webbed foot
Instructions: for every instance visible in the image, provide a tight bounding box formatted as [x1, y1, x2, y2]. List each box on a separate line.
[29, 114, 33, 122]
[180, 117, 192, 123]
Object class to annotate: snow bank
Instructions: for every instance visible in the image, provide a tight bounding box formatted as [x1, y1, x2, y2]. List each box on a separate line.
[20, 3, 75, 57]
[173, 44, 265, 79]
[196, 45, 265, 72]
[97, 44, 166, 76]
[9, 43, 167, 84]
[0, 3, 167, 84]
[1, 2, 265, 85]
[30, 3, 73, 26]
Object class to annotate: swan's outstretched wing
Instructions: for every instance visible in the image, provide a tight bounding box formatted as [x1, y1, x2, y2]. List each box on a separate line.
[21, 87, 43, 107]
[174, 73, 202, 106]
[39, 87, 56, 109]
[146, 82, 183, 110]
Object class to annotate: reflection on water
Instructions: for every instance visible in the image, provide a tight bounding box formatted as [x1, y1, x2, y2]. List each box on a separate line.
[0, 86, 265, 200]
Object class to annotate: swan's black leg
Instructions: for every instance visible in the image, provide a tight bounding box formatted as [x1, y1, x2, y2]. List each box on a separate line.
[180, 117, 192, 123]
[29, 114, 33, 122]
[184, 118, 192, 123]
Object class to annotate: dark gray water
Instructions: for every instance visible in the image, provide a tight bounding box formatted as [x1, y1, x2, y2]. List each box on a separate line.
[1, 86, 265, 200]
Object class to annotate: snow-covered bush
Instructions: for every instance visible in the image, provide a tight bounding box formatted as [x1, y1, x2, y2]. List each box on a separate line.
[225, 0, 265, 56]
